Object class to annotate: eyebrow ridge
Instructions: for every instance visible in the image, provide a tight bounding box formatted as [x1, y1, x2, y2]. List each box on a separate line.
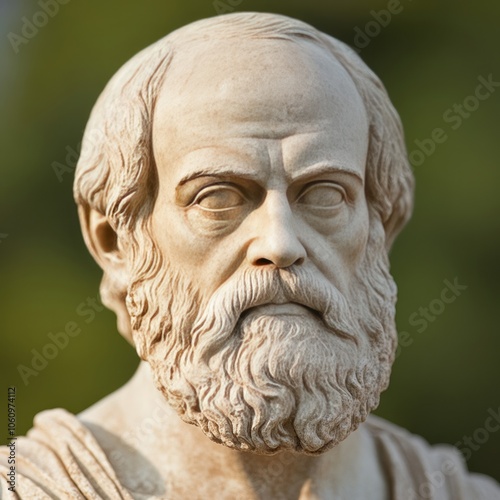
[291, 163, 364, 184]
[177, 163, 363, 187]
[177, 167, 260, 186]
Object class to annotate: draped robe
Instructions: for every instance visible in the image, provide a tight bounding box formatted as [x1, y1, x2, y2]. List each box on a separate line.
[1, 409, 499, 499]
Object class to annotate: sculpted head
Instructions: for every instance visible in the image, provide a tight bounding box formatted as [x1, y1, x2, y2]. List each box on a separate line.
[74, 12, 414, 454]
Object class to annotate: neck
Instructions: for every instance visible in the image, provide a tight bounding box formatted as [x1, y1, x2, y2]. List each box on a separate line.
[81, 361, 384, 499]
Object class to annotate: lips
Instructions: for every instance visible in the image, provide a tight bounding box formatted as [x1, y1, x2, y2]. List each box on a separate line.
[241, 302, 322, 320]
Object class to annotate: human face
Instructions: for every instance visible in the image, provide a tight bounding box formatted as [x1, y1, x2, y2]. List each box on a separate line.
[151, 38, 370, 310]
[129, 37, 397, 454]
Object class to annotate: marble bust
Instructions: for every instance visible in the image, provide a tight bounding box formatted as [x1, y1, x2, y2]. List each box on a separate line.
[1, 12, 499, 500]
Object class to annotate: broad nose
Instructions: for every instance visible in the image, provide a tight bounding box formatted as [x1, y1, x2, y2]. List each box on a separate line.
[247, 191, 306, 268]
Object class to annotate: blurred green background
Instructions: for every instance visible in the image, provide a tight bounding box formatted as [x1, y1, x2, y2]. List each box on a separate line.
[1, 0, 499, 483]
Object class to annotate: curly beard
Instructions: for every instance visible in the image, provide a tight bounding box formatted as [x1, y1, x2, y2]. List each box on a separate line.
[126, 226, 397, 455]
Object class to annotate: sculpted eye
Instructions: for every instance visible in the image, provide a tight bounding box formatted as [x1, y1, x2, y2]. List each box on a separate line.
[194, 185, 246, 211]
[297, 182, 345, 208]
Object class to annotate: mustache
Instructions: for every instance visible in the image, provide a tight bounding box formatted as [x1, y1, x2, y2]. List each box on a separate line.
[188, 266, 358, 364]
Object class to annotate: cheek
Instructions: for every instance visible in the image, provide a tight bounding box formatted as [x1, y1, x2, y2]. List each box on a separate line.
[335, 208, 370, 262]
[151, 201, 245, 295]
[304, 202, 369, 287]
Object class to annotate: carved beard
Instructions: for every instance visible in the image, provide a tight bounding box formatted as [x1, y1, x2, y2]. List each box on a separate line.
[127, 228, 397, 455]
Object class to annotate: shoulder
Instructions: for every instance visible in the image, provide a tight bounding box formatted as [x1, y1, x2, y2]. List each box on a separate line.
[0, 408, 134, 499]
[363, 415, 500, 499]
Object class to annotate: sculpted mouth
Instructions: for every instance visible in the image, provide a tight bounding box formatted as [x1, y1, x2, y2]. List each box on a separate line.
[240, 302, 322, 320]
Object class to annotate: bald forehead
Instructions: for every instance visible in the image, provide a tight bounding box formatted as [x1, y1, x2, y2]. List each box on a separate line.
[151, 36, 369, 185]
[155, 36, 365, 131]
[163, 35, 348, 86]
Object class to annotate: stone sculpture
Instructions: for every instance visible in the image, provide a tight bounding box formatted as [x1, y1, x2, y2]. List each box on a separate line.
[1, 12, 499, 499]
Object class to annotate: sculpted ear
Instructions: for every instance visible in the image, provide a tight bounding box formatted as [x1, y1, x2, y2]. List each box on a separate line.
[77, 205, 126, 275]
[78, 205, 134, 343]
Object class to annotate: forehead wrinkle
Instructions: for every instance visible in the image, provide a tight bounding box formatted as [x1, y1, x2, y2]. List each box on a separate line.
[160, 142, 266, 186]
[171, 137, 295, 189]
[262, 139, 287, 189]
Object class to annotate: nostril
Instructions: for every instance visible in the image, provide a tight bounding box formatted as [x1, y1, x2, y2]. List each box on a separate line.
[255, 258, 274, 266]
[295, 257, 305, 266]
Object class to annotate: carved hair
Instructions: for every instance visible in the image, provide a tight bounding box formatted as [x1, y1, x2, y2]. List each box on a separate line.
[74, 12, 414, 337]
